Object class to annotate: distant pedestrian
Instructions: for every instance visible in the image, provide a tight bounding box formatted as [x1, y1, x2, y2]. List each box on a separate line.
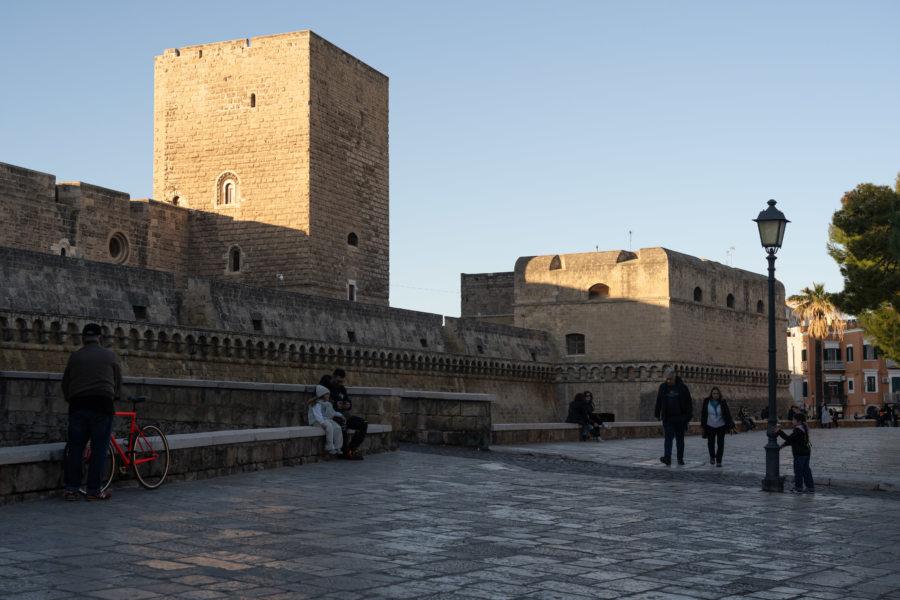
[820, 405, 830, 429]
[62, 323, 121, 501]
[775, 412, 814, 494]
[654, 369, 693, 465]
[760, 406, 769, 420]
[308, 385, 343, 456]
[787, 406, 797, 421]
[700, 387, 736, 467]
[736, 406, 755, 432]
[566, 393, 601, 441]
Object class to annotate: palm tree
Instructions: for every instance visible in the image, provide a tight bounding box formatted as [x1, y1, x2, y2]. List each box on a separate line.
[788, 283, 847, 417]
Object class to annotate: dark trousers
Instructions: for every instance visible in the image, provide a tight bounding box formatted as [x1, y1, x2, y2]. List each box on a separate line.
[792, 455, 815, 491]
[64, 409, 113, 494]
[340, 415, 368, 451]
[662, 416, 687, 460]
[706, 426, 727, 463]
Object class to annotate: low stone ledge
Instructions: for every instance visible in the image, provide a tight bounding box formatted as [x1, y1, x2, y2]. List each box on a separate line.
[0, 424, 394, 505]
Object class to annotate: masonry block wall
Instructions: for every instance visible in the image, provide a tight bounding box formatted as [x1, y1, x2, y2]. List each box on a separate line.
[0, 163, 190, 281]
[460, 272, 515, 324]
[505, 248, 790, 420]
[153, 31, 389, 304]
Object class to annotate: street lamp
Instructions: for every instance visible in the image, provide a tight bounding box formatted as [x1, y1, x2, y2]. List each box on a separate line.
[754, 199, 789, 493]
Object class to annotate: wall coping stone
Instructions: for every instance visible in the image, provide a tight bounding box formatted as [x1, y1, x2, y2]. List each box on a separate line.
[0, 424, 392, 466]
[0, 372, 495, 401]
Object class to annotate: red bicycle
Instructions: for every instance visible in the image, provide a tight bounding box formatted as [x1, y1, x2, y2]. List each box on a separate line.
[71, 395, 170, 491]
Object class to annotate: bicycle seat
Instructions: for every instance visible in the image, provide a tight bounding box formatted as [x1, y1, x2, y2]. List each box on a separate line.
[127, 396, 148, 403]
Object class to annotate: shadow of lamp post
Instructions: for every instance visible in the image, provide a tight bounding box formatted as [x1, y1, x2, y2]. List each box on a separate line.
[754, 199, 789, 493]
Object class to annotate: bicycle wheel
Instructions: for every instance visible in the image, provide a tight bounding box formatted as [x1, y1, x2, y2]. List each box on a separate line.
[131, 425, 170, 489]
[66, 441, 115, 493]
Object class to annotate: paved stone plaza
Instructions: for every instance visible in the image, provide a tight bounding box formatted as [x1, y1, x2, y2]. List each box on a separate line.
[1, 428, 899, 599]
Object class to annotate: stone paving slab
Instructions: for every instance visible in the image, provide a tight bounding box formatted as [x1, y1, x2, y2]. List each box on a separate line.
[493, 427, 900, 492]
[1, 435, 900, 599]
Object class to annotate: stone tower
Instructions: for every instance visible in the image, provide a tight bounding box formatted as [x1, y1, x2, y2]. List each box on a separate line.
[153, 31, 389, 304]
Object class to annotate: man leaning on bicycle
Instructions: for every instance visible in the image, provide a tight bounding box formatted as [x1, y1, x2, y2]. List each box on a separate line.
[62, 323, 122, 501]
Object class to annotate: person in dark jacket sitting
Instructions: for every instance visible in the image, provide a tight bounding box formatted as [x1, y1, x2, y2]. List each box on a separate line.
[654, 369, 693, 465]
[566, 393, 600, 441]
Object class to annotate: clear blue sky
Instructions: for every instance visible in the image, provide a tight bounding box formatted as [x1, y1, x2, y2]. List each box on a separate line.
[3, 1, 898, 317]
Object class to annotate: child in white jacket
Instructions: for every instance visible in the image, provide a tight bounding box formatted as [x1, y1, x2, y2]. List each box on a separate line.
[308, 385, 343, 455]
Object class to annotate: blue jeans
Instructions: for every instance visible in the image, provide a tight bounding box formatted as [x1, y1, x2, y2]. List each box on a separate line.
[65, 410, 113, 494]
[662, 417, 687, 460]
[792, 455, 815, 491]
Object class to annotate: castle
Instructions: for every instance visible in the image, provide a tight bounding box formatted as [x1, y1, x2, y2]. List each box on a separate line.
[0, 31, 789, 427]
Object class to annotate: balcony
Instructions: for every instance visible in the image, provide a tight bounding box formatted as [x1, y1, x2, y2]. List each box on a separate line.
[822, 361, 845, 371]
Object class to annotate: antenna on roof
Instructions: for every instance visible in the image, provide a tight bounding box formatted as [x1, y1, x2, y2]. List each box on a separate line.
[628, 230, 633, 252]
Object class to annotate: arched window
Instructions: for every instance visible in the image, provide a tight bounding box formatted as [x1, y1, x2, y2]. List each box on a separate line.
[216, 172, 240, 206]
[565, 333, 585, 355]
[588, 283, 610, 300]
[549, 255, 562, 271]
[726, 293, 735, 308]
[693, 287, 703, 302]
[757, 300, 765, 314]
[229, 247, 241, 272]
[348, 232, 359, 247]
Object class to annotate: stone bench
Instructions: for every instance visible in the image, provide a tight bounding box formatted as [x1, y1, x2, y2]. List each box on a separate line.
[0, 424, 392, 505]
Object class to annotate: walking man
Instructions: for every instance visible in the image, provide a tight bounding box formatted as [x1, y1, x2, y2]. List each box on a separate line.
[319, 368, 367, 460]
[654, 368, 693, 466]
[62, 323, 122, 500]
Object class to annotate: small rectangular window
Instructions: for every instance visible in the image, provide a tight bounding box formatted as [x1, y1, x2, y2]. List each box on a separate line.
[866, 376, 877, 393]
[252, 319, 262, 332]
[347, 330, 356, 343]
[132, 305, 148, 320]
[848, 378, 855, 394]
[566, 333, 585, 356]
[348, 280, 357, 302]
[802, 381, 808, 397]
[846, 346, 854, 362]
[801, 348, 807, 361]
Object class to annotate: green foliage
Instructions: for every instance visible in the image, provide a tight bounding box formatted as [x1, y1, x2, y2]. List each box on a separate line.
[858, 306, 900, 362]
[827, 173, 900, 361]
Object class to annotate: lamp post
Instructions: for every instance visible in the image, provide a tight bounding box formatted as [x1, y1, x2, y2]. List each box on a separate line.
[754, 199, 789, 492]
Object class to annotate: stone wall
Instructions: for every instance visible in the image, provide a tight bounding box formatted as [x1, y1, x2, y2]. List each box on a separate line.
[460, 272, 515, 322]
[153, 31, 389, 304]
[0, 163, 190, 281]
[0, 371, 490, 448]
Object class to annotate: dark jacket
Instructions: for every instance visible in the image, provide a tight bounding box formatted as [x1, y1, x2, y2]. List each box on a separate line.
[61, 341, 122, 414]
[700, 397, 735, 432]
[654, 376, 693, 421]
[319, 374, 352, 414]
[565, 399, 593, 426]
[778, 425, 811, 457]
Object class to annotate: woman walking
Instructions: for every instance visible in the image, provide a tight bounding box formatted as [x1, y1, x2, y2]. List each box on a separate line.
[700, 387, 735, 467]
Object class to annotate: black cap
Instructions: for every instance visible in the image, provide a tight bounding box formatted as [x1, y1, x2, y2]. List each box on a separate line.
[82, 323, 102, 337]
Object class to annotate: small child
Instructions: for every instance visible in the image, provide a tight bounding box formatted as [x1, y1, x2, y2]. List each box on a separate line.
[774, 412, 815, 494]
[307, 385, 344, 455]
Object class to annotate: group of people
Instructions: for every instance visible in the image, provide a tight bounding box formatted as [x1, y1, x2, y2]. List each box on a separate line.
[653, 369, 815, 492]
[307, 369, 368, 460]
[564, 390, 611, 440]
[61, 322, 370, 503]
